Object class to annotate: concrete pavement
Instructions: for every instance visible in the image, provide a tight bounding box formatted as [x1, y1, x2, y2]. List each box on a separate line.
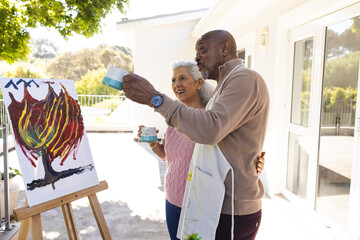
[7, 132, 324, 239]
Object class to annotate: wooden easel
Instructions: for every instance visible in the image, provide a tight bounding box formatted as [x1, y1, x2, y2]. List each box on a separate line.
[13, 180, 111, 240]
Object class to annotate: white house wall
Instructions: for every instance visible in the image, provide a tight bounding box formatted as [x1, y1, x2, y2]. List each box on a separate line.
[190, 0, 360, 195]
[132, 19, 200, 138]
[191, 0, 360, 238]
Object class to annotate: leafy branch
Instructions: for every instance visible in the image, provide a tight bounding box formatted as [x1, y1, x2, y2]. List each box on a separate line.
[1, 167, 22, 180]
[0, 0, 129, 64]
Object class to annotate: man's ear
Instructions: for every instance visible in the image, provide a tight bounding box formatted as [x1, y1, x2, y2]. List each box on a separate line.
[197, 78, 204, 90]
[221, 41, 231, 57]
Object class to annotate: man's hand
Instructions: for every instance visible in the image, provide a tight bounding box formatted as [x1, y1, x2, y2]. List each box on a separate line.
[122, 72, 159, 107]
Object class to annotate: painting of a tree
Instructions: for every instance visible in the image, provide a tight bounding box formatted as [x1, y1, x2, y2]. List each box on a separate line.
[6, 80, 93, 190]
[0, 78, 99, 206]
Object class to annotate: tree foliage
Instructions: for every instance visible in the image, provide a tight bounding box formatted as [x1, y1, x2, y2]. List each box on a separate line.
[326, 17, 360, 59]
[75, 68, 123, 95]
[0, 62, 43, 98]
[351, 17, 360, 36]
[0, 0, 129, 63]
[5, 62, 43, 79]
[0, 0, 31, 64]
[322, 86, 357, 115]
[323, 51, 360, 89]
[323, 16, 360, 88]
[45, 45, 133, 81]
[30, 38, 58, 60]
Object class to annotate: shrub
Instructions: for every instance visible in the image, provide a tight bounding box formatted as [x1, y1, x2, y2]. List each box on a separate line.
[93, 98, 123, 110]
[75, 68, 122, 96]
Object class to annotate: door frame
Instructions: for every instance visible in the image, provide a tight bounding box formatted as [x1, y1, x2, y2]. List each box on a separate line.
[282, 25, 322, 210]
[236, 31, 256, 69]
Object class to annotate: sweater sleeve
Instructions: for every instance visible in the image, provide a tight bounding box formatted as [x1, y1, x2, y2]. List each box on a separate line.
[155, 68, 264, 145]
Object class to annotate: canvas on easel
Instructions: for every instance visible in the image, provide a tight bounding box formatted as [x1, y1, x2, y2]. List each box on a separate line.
[0, 78, 99, 207]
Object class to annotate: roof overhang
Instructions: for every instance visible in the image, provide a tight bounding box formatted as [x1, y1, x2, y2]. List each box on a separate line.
[116, 8, 209, 30]
[191, 0, 287, 38]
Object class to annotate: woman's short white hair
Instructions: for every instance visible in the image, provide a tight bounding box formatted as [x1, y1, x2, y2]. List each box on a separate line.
[172, 61, 215, 106]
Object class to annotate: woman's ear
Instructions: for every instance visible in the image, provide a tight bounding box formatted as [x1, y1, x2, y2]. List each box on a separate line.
[197, 78, 204, 90]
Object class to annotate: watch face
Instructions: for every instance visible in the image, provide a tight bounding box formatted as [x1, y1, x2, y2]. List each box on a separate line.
[151, 94, 163, 107]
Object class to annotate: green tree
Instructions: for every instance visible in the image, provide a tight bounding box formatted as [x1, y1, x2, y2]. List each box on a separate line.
[0, 62, 43, 98]
[30, 38, 58, 60]
[351, 17, 360, 37]
[100, 48, 118, 67]
[5, 63, 43, 79]
[322, 86, 357, 113]
[71, 48, 104, 79]
[75, 68, 122, 95]
[45, 45, 133, 80]
[0, 0, 129, 64]
[0, 0, 30, 64]
[323, 51, 360, 89]
[325, 17, 360, 59]
[45, 52, 77, 80]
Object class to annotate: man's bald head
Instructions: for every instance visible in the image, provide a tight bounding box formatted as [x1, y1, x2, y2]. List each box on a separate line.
[200, 30, 237, 58]
[195, 30, 238, 80]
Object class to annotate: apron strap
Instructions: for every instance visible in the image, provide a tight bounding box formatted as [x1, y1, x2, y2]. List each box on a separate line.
[231, 168, 234, 240]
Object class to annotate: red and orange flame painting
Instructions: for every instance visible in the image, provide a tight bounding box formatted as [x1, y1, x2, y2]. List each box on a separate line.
[7, 82, 88, 190]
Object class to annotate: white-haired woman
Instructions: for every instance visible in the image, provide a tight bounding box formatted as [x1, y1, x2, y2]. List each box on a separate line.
[138, 61, 265, 240]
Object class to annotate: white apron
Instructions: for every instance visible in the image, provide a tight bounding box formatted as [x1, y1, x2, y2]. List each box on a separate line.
[177, 65, 242, 240]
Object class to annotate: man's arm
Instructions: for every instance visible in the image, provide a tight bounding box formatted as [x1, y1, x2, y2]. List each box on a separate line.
[122, 72, 159, 107]
[155, 70, 263, 145]
[122, 68, 266, 145]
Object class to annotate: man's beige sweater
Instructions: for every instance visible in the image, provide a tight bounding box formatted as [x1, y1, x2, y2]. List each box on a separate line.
[155, 58, 270, 215]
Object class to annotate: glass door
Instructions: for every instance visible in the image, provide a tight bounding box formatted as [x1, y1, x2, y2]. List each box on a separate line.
[286, 37, 314, 199]
[316, 16, 360, 229]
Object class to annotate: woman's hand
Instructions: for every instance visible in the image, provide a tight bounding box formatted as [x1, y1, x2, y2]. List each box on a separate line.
[137, 125, 145, 141]
[137, 125, 159, 147]
[257, 152, 265, 175]
[137, 125, 165, 160]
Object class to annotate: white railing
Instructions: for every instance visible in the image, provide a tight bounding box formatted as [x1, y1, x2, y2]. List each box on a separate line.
[0, 101, 7, 126]
[77, 95, 125, 125]
[0, 95, 126, 127]
[0, 124, 14, 231]
[77, 95, 125, 111]
[321, 100, 355, 127]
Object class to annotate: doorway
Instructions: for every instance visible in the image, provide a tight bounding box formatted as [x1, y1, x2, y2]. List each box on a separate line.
[286, 10, 360, 237]
[316, 16, 360, 229]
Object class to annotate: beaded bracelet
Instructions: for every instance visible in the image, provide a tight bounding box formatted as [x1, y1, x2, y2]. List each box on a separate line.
[150, 141, 158, 149]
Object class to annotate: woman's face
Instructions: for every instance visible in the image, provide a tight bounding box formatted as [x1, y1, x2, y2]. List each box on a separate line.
[172, 67, 202, 106]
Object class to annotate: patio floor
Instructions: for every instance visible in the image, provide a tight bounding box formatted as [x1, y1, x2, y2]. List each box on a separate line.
[6, 132, 326, 239]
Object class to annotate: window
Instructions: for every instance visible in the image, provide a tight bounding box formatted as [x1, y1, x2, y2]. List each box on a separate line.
[290, 38, 314, 127]
[286, 132, 309, 199]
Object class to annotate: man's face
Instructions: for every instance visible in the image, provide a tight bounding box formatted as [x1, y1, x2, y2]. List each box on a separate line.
[195, 37, 221, 80]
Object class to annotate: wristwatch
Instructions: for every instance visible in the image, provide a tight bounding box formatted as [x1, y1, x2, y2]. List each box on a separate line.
[151, 94, 163, 108]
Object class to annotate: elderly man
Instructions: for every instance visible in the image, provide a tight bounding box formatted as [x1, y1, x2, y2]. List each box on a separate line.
[122, 30, 269, 240]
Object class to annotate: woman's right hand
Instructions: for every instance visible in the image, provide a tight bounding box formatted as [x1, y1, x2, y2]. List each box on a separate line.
[137, 125, 145, 141]
[137, 125, 165, 160]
